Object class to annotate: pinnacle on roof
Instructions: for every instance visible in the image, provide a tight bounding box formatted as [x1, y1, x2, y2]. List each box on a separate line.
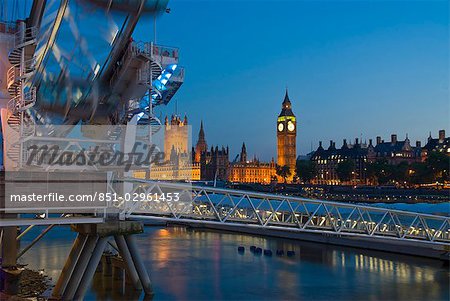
[282, 88, 291, 107]
[279, 88, 295, 117]
[199, 120, 205, 138]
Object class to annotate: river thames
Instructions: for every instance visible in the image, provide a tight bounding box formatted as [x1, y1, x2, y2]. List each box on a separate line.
[19, 203, 449, 301]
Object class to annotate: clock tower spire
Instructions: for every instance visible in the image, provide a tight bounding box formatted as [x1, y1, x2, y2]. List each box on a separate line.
[277, 89, 297, 180]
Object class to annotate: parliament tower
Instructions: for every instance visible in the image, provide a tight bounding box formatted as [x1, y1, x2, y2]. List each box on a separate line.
[164, 114, 189, 161]
[277, 89, 297, 176]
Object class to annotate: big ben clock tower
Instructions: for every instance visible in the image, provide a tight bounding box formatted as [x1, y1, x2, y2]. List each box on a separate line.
[277, 89, 297, 178]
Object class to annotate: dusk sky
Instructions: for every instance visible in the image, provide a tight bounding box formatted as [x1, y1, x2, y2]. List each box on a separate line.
[134, 0, 449, 161]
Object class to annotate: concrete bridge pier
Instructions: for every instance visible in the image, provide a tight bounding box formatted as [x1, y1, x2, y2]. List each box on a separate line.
[51, 221, 152, 300]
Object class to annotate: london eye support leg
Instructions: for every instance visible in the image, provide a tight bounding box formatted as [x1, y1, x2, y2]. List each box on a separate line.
[1, 226, 21, 295]
[74, 236, 109, 300]
[0, 176, 20, 295]
[114, 235, 142, 290]
[52, 233, 88, 299]
[62, 234, 99, 300]
[124, 234, 153, 296]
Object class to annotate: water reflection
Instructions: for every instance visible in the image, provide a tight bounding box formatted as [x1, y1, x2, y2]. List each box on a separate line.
[132, 226, 449, 301]
[20, 225, 449, 301]
[18, 226, 76, 281]
[90, 276, 144, 301]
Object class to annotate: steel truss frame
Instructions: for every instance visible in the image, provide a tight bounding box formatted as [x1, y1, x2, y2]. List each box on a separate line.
[113, 179, 450, 246]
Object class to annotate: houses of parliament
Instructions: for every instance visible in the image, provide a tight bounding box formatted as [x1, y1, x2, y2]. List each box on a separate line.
[136, 88, 450, 186]
[135, 90, 297, 183]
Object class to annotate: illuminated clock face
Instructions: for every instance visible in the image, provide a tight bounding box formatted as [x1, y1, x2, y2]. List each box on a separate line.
[278, 123, 284, 132]
[287, 121, 295, 132]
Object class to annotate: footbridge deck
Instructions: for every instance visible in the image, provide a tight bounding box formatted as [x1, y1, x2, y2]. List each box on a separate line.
[115, 179, 450, 259]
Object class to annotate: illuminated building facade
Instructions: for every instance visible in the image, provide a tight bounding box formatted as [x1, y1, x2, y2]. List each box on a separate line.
[311, 133, 431, 185]
[228, 143, 277, 184]
[192, 122, 229, 181]
[277, 90, 297, 181]
[369, 134, 422, 165]
[422, 130, 450, 159]
[200, 146, 230, 181]
[194, 121, 207, 162]
[311, 139, 370, 185]
[163, 115, 189, 160]
[135, 114, 201, 181]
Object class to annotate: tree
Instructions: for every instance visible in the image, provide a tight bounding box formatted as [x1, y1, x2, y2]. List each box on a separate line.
[426, 152, 450, 182]
[276, 165, 291, 183]
[392, 161, 409, 184]
[295, 160, 316, 183]
[409, 162, 433, 185]
[366, 161, 379, 185]
[336, 160, 355, 183]
[366, 159, 393, 185]
[365, 153, 449, 186]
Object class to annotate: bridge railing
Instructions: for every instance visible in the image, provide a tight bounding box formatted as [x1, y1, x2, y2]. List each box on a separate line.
[114, 179, 450, 245]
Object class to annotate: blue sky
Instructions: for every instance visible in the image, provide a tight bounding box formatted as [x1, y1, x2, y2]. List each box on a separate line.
[113, 1, 446, 160]
[5, 0, 449, 160]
